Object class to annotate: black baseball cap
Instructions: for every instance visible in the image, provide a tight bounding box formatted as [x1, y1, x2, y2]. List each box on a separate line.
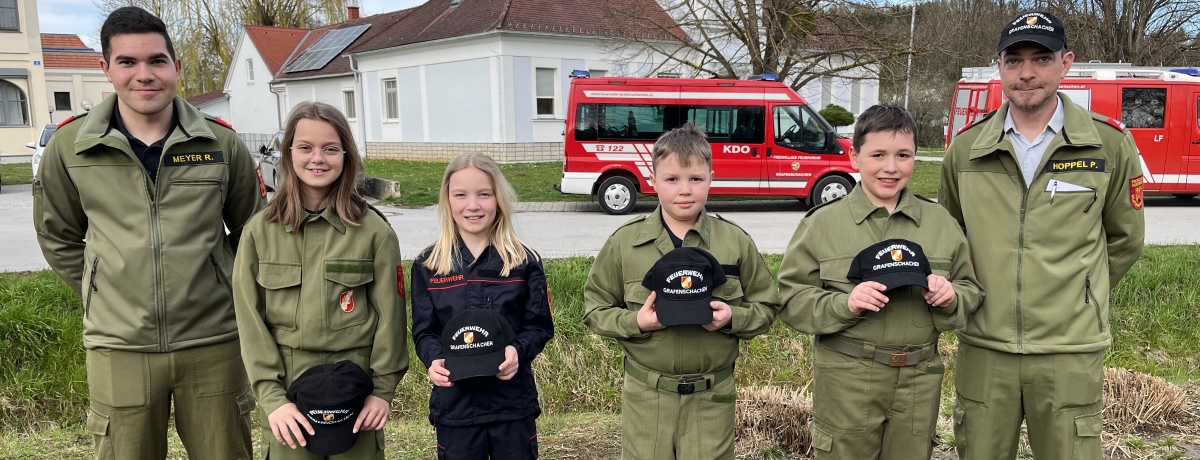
[285, 360, 374, 456]
[847, 239, 931, 291]
[998, 11, 1067, 54]
[642, 247, 727, 326]
[442, 309, 516, 382]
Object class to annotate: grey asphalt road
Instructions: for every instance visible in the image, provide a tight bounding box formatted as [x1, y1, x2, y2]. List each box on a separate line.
[2, 182, 1198, 272]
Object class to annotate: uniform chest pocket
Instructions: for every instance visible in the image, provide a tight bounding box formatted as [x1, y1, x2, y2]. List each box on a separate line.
[257, 262, 301, 331]
[817, 256, 855, 293]
[712, 277, 744, 305]
[623, 280, 664, 341]
[326, 259, 375, 331]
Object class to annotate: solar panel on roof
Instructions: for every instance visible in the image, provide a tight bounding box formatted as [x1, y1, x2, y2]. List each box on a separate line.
[285, 24, 370, 73]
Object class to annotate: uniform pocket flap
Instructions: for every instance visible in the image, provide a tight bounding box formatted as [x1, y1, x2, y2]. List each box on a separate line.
[86, 408, 109, 436]
[623, 280, 651, 307]
[257, 262, 301, 290]
[953, 402, 965, 425]
[811, 423, 833, 452]
[325, 259, 374, 287]
[1074, 412, 1103, 437]
[817, 257, 854, 283]
[929, 258, 952, 276]
[712, 278, 744, 302]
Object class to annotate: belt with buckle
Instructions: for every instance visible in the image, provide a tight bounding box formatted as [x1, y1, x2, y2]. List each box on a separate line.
[818, 335, 937, 367]
[623, 358, 734, 395]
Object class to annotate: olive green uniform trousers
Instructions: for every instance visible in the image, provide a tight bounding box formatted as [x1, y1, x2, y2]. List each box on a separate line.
[809, 341, 945, 460]
[620, 360, 738, 460]
[85, 339, 255, 460]
[259, 346, 385, 460]
[953, 343, 1104, 460]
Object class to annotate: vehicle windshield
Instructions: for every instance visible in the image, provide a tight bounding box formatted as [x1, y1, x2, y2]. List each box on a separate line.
[40, 126, 56, 146]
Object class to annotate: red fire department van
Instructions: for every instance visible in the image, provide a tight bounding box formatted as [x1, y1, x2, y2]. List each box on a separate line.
[946, 63, 1200, 199]
[559, 71, 859, 214]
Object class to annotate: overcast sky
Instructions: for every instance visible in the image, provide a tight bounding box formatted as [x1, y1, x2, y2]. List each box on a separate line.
[36, 0, 425, 51]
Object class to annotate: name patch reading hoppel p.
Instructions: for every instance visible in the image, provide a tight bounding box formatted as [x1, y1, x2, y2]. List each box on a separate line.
[1045, 158, 1105, 173]
[164, 151, 225, 166]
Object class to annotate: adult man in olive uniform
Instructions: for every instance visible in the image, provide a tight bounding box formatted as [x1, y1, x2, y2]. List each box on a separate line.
[34, 7, 265, 459]
[940, 11, 1145, 460]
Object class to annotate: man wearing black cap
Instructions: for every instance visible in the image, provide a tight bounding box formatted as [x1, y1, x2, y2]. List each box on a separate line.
[940, 11, 1145, 460]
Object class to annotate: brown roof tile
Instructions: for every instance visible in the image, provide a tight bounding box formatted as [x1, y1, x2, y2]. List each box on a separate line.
[244, 25, 310, 74]
[41, 34, 91, 50]
[346, 0, 682, 55]
[186, 90, 228, 106]
[44, 52, 103, 69]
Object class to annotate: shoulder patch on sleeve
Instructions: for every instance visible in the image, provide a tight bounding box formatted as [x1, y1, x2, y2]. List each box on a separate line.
[1093, 113, 1126, 132]
[56, 113, 85, 129]
[610, 214, 647, 236]
[805, 195, 844, 216]
[712, 213, 749, 235]
[365, 203, 389, 222]
[956, 110, 995, 135]
[204, 114, 235, 131]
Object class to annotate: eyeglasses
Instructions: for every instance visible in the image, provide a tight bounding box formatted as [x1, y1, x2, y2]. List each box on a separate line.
[290, 144, 344, 156]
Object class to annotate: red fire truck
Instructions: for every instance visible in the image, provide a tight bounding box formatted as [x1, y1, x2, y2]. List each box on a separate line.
[946, 63, 1200, 199]
[559, 71, 859, 214]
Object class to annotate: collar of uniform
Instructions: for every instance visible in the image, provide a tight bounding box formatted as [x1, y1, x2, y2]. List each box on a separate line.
[295, 206, 347, 234]
[74, 95, 217, 154]
[633, 206, 712, 248]
[970, 92, 1099, 160]
[846, 185, 922, 226]
[1003, 95, 1064, 139]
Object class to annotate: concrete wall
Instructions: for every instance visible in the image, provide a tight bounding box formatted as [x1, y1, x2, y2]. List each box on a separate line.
[44, 68, 112, 123]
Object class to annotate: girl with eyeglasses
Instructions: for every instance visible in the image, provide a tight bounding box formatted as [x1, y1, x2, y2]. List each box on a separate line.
[232, 101, 407, 459]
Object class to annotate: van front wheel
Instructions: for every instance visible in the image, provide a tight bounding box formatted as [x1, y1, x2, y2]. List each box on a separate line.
[599, 176, 637, 215]
[809, 175, 853, 206]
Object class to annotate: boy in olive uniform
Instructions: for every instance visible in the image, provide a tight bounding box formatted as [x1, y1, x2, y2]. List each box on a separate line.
[940, 12, 1144, 460]
[33, 7, 265, 459]
[778, 105, 983, 459]
[583, 123, 781, 460]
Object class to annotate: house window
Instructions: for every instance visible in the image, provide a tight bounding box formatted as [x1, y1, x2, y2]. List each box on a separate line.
[0, 80, 29, 126]
[54, 92, 72, 111]
[535, 68, 555, 118]
[850, 80, 861, 114]
[820, 77, 832, 109]
[0, 0, 18, 31]
[589, 69, 607, 78]
[343, 90, 356, 119]
[246, 59, 255, 83]
[382, 78, 398, 120]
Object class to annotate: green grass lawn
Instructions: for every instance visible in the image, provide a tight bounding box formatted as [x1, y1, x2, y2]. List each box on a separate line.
[366, 159, 944, 207]
[1, 162, 34, 186]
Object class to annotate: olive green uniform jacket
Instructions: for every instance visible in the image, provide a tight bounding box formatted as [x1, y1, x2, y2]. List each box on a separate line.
[939, 93, 1145, 354]
[34, 95, 266, 352]
[582, 207, 781, 375]
[778, 187, 982, 344]
[233, 206, 408, 415]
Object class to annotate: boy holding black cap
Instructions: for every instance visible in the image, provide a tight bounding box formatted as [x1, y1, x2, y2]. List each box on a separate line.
[777, 105, 983, 460]
[583, 123, 780, 460]
[941, 11, 1144, 460]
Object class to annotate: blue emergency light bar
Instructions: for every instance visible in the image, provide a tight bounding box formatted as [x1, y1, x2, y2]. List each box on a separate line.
[570, 70, 590, 78]
[745, 73, 779, 81]
[1169, 68, 1200, 77]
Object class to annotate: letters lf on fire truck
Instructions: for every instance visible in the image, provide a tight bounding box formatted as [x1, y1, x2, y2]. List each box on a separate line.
[947, 63, 1200, 199]
[558, 70, 859, 214]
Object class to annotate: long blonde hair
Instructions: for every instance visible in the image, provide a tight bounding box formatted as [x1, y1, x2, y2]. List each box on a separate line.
[423, 153, 535, 276]
[264, 101, 366, 229]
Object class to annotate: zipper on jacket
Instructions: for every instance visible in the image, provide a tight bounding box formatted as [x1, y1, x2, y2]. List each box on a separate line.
[1015, 184, 1029, 353]
[89, 256, 99, 292]
[1086, 276, 1102, 332]
[209, 255, 231, 289]
[1083, 189, 1098, 213]
[148, 175, 167, 352]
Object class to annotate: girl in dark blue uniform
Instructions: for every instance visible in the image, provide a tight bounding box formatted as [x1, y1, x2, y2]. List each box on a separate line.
[410, 152, 554, 460]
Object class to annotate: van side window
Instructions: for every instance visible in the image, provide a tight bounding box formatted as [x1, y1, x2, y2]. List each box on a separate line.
[1121, 88, 1166, 129]
[774, 105, 832, 153]
[683, 106, 764, 144]
[575, 104, 676, 141]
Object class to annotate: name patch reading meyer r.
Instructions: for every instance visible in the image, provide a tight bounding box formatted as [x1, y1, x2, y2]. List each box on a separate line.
[164, 151, 225, 166]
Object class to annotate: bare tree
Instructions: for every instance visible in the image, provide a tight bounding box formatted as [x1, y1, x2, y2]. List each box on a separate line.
[602, 0, 914, 90]
[95, 0, 352, 97]
[1049, 0, 1200, 65]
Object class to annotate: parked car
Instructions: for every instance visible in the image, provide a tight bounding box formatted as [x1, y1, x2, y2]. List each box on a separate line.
[26, 124, 57, 178]
[256, 130, 284, 192]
